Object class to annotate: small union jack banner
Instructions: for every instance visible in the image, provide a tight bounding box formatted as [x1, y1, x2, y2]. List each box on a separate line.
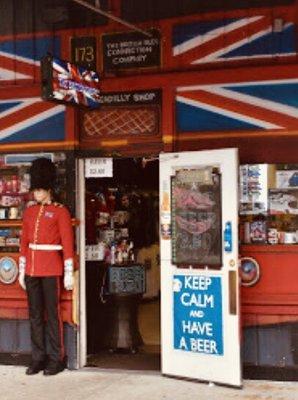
[49, 57, 100, 108]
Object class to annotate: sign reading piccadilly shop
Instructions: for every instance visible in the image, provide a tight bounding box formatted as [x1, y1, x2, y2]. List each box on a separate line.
[97, 89, 161, 106]
[173, 275, 223, 355]
[102, 29, 160, 72]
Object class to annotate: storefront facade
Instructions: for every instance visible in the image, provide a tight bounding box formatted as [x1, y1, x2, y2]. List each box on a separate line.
[0, 0, 298, 382]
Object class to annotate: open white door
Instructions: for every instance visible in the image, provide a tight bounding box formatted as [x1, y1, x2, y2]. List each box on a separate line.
[159, 148, 241, 387]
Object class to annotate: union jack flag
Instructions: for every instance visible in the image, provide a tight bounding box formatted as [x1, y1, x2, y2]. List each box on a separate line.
[0, 97, 65, 143]
[172, 11, 296, 65]
[0, 36, 60, 82]
[50, 57, 100, 108]
[176, 78, 298, 132]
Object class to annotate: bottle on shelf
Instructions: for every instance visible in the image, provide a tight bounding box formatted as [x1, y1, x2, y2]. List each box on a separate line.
[11, 175, 19, 193]
[116, 246, 123, 264]
[128, 241, 135, 262]
[0, 178, 3, 194]
[110, 242, 116, 265]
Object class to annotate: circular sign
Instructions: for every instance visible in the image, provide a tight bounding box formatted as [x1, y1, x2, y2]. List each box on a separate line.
[0, 257, 18, 285]
[240, 257, 260, 287]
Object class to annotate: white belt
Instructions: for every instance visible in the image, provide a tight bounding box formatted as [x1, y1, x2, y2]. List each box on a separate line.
[29, 243, 63, 251]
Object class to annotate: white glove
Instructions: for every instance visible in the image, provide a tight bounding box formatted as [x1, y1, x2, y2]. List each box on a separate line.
[64, 258, 74, 291]
[18, 256, 26, 290]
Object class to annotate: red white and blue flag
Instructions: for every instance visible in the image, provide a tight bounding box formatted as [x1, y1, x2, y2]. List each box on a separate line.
[176, 78, 298, 132]
[172, 12, 296, 65]
[0, 35, 65, 143]
[0, 97, 65, 143]
[0, 36, 60, 83]
[51, 57, 100, 108]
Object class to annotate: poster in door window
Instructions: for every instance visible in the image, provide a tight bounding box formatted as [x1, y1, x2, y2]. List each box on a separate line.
[171, 168, 222, 267]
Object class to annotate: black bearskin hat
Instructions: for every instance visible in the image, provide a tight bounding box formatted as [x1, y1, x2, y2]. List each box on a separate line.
[29, 157, 57, 191]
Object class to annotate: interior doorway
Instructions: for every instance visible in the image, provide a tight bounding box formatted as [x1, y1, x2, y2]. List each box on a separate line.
[82, 157, 160, 371]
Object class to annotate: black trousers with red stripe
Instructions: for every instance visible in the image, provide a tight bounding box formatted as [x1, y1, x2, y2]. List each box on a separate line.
[25, 276, 64, 364]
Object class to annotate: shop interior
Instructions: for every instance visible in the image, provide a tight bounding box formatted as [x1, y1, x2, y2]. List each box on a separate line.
[84, 157, 160, 371]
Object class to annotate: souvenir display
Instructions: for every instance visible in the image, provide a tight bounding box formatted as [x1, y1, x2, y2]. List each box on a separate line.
[239, 163, 298, 245]
[276, 170, 298, 189]
[239, 164, 268, 215]
[269, 189, 298, 215]
[249, 220, 267, 244]
[0, 153, 72, 255]
[85, 184, 159, 264]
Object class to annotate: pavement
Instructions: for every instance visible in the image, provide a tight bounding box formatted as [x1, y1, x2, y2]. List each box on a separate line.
[1, 366, 298, 400]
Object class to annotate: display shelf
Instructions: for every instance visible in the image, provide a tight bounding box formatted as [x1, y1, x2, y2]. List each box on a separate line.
[0, 252, 20, 257]
[0, 220, 22, 227]
[0, 218, 79, 228]
[240, 244, 298, 253]
[0, 192, 26, 196]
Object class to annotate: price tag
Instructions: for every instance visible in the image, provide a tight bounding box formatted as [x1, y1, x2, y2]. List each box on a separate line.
[85, 158, 113, 178]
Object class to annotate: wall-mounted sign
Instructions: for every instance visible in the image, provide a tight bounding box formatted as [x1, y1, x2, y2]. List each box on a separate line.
[240, 257, 260, 287]
[98, 89, 161, 106]
[173, 275, 223, 355]
[71, 36, 97, 70]
[102, 29, 161, 72]
[0, 257, 18, 284]
[81, 89, 161, 139]
[85, 158, 113, 178]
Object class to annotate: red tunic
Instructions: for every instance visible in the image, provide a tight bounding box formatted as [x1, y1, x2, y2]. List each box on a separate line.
[20, 203, 74, 277]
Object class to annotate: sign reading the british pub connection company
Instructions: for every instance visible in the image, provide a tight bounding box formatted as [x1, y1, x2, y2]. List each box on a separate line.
[102, 29, 161, 72]
[173, 275, 223, 356]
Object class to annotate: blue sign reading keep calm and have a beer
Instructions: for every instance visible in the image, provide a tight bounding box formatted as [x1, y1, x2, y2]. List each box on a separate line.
[173, 275, 223, 356]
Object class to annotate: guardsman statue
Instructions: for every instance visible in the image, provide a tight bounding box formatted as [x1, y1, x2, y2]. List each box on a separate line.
[18, 157, 74, 376]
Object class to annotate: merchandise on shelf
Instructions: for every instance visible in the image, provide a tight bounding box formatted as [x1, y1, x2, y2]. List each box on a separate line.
[239, 164, 268, 215]
[249, 220, 267, 244]
[276, 170, 298, 189]
[239, 163, 298, 246]
[269, 189, 298, 215]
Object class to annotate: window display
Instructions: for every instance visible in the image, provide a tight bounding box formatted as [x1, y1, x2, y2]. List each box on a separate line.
[0, 152, 72, 254]
[239, 164, 298, 245]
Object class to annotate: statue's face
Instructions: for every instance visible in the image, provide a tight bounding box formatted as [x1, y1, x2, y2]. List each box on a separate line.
[33, 189, 52, 204]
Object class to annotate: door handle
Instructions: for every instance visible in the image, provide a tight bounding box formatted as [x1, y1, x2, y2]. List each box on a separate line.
[229, 270, 237, 315]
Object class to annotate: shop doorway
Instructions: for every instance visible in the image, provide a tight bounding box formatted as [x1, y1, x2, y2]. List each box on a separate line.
[77, 149, 241, 385]
[80, 157, 160, 371]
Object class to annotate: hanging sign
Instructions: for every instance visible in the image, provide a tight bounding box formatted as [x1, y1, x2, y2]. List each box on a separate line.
[85, 158, 113, 178]
[102, 29, 161, 72]
[173, 274, 223, 356]
[107, 265, 146, 295]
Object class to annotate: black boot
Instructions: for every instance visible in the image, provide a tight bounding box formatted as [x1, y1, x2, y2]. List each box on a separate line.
[26, 360, 45, 375]
[43, 361, 65, 376]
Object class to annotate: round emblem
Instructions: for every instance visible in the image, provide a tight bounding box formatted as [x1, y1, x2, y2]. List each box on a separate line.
[240, 257, 260, 287]
[0, 257, 18, 285]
